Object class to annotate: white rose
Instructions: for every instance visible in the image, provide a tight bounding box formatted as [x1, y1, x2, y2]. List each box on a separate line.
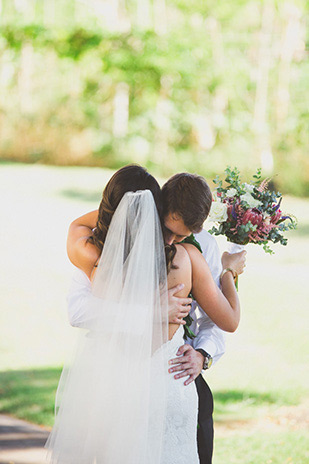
[243, 183, 255, 193]
[226, 187, 237, 198]
[209, 201, 228, 222]
[240, 192, 262, 208]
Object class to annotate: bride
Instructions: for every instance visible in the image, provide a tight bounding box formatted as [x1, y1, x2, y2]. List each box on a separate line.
[46, 165, 243, 464]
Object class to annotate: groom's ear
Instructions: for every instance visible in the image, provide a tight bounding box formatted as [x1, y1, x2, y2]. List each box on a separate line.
[162, 173, 212, 232]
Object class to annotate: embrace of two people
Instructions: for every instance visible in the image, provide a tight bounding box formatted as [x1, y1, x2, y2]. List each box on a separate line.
[46, 164, 246, 464]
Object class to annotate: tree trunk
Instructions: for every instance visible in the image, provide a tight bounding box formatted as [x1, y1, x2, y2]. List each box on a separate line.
[19, 43, 34, 114]
[193, 113, 215, 151]
[14, 0, 35, 22]
[154, 0, 167, 35]
[252, 1, 274, 174]
[136, 0, 151, 30]
[154, 96, 170, 167]
[44, 0, 55, 26]
[113, 82, 129, 138]
[206, 17, 224, 69]
[276, 2, 301, 129]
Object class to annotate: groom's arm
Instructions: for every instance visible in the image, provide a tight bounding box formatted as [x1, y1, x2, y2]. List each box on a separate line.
[192, 320, 225, 364]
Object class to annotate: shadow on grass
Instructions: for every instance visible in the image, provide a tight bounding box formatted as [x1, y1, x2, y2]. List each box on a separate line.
[59, 188, 101, 203]
[0, 367, 304, 428]
[213, 388, 302, 424]
[0, 367, 62, 427]
[214, 390, 280, 405]
[214, 388, 301, 407]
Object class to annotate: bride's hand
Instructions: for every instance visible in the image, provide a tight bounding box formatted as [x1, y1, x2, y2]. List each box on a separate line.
[221, 250, 247, 276]
[168, 284, 192, 325]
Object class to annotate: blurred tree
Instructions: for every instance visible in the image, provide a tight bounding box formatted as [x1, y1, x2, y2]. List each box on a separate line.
[252, 0, 274, 175]
[0, 0, 308, 194]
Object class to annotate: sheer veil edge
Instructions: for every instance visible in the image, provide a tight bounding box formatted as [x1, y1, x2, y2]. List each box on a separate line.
[45, 190, 169, 464]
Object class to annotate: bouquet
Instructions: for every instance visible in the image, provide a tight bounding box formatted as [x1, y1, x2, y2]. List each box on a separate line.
[208, 167, 297, 254]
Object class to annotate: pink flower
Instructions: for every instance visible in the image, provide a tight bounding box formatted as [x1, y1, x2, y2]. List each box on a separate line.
[257, 178, 271, 192]
[223, 197, 243, 222]
[270, 209, 282, 224]
[242, 209, 263, 227]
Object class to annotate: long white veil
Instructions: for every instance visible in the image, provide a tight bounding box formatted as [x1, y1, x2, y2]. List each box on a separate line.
[46, 190, 169, 464]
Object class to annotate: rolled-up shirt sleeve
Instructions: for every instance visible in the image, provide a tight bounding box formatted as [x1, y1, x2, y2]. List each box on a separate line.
[67, 269, 92, 328]
[192, 310, 226, 365]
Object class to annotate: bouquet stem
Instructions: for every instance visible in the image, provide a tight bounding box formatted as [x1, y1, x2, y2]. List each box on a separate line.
[227, 242, 245, 254]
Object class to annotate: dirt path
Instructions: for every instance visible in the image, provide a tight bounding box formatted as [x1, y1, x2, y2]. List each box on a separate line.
[215, 400, 309, 438]
[0, 415, 50, 464]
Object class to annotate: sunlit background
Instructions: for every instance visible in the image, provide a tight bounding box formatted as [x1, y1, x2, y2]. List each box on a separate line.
[1, 1, 309, 463]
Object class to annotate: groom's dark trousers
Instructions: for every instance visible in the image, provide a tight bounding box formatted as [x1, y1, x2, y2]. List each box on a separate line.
[195, 374, 214, 464]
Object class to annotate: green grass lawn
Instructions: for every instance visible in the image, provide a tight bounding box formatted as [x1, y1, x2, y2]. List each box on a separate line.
[0, 366, 307, 464]
[1, 162, 309, 463]
[0, 367, 60, 427]
[214, 431, 309, 464]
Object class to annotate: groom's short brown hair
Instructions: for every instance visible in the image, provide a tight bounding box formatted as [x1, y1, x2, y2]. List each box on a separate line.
[162, 173, 212, 233]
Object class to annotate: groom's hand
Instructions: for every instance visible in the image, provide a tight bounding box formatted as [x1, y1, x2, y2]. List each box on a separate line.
[168, 284, 192, 324]
[169, 345, 204, 386]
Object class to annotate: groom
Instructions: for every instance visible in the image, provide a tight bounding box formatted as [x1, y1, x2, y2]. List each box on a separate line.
[161, 173, 241, 463]
[66, 170, 245, 464]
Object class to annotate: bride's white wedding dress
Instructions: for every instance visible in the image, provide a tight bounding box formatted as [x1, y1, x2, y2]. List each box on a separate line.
[46, 190, 199, 463]
[67, 270, 199, 464]
[155, 325, 199, 464]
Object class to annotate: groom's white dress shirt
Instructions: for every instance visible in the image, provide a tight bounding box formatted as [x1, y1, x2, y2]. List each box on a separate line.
[67, 229, 225, 365]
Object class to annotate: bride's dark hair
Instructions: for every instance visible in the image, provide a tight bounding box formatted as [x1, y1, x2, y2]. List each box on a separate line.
[88, 164, 176, 271]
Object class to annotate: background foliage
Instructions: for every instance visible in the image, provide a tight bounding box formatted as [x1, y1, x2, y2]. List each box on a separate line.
[0, 0, 308, 194]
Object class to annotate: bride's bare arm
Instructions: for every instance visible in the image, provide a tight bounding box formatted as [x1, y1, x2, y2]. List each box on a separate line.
[67, 210, 100, 278]
[181, 243, 241, 332]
